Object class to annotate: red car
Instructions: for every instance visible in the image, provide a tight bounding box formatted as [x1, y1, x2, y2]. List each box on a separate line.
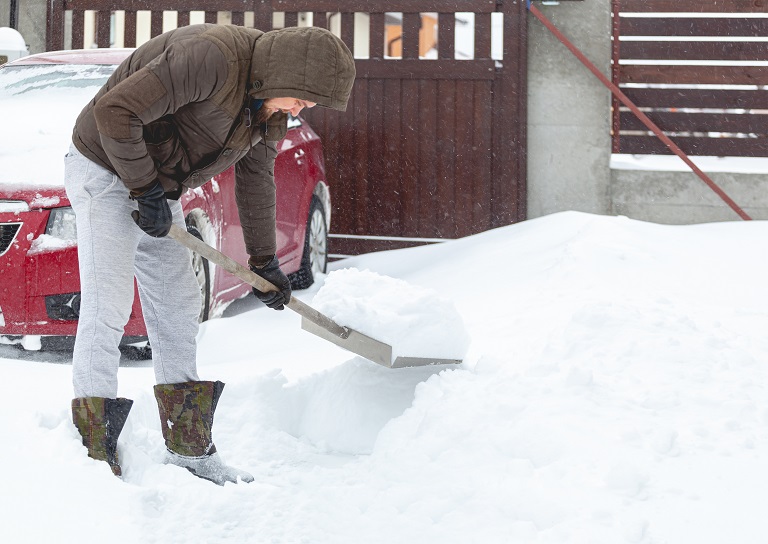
[0, 49, 331, 353]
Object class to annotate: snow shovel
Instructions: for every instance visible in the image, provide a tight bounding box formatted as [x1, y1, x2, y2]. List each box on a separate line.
[168, 224, 462, 368]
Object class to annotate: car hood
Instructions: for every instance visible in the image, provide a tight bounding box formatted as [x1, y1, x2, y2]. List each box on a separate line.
[0, 187, 69, 210]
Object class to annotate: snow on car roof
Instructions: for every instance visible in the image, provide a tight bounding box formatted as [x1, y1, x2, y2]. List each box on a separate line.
[6, 48, 132, 66]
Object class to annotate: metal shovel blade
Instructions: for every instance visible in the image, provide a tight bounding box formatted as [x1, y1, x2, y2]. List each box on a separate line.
[301, 318, 463, 369]
[167, 224, 463, 369]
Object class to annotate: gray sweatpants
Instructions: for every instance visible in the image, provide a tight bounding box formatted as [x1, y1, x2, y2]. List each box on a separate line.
[64, 145, 200, 398]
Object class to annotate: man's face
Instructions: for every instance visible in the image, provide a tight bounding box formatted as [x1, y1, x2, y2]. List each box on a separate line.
[263, 97, 317, 117]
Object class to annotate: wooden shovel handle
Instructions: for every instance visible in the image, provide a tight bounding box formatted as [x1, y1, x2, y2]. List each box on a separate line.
[167, 224, 349, 339]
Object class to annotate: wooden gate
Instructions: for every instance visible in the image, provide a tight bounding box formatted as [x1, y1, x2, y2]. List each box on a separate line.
[47, 0, 528, 256]
[612, 0, 768, 158]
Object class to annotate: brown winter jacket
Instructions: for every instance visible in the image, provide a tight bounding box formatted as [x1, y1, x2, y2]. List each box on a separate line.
[72, 24, 355, 258]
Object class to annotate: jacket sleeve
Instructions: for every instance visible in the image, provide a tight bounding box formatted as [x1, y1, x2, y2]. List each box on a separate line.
[235, 138, 278, 259]
[92, 39, 228, 190]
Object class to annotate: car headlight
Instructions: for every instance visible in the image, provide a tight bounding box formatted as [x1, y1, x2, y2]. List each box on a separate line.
[45, 206, 77, 242]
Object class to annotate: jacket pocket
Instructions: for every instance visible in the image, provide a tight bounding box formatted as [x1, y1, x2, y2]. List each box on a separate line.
[144, 118, 191, 182]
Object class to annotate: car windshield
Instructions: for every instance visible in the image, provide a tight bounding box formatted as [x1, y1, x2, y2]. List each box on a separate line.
[0, 64, 114, 97]
[0, 63, 114, 187]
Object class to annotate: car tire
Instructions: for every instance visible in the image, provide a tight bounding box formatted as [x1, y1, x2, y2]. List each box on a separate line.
[185, 219, 212, 322]
[289, 196, 328, 290]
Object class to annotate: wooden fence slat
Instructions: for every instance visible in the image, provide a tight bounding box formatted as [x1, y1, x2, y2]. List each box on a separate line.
[621, 41, 768, 62]
[365, 79, 385, 234]
[231, 11, 244, 26]
[352, 80, 369, 235]
[47, 0, 66, 50]
[454, 79, 474, 238]
[619, 0, 768, 12]
[475, 12, 491, 59]
[619, 135, 768, 157]
[270, 0, 498, 13]
[401, 78, 420, 234]
[402, 12, 420, 59]
[151, 10, 163, 38]
[284, 12, 298, 27]
[340, 12, 355, 52]
[96, 10, 111, 48]
[205, 11, 216, 23]
[123, 10, 137, 46]
[436, 79, 456, 237]
[620, 17, 768, 37]
[312, 11, 327, 29]
[72, 10, 84, 49]
[418, 79, 439, 237]
[369, 12, 384, 58]
[620, 65, 768, 85]
[622, 88, 768, 110]
[381, 79, 403, 235]
[472, 80, 492, 232]
[253, 2, 272, 31]
[355, 60, 496, 80]
[620, 111, 768, 135]
[438, 12, 455, 60]
[177, 10, 190, 27]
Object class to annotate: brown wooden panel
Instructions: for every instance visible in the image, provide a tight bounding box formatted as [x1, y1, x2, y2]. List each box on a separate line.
[284, 12, 298, 27]
[475, 12, 491, 59]
[357, 59, 496, 80]
[124, 10, 137, 46]
[271, 0, 498, 13]
[365, 79, 385, 234]
[231, 11, 244, 26]
[369, 12, 384, 59]
[438, 12, 455, 60]
[418, 79, 439, 237]
[312, 11, 327, 29]
[402, 13, 420, 60]
[622, 88, 768, 110]
[620, 111, 768, 134]
[473, 80, 492, 232]
[341, 12, 355, 52]
[436, 79, 456, 238]
[96, 10, 111, 48]
[253, 6, 272, 31]
[401, 78, 420, 234]
[72, 10, 84, 49]
[454, 80, 474, 238]
[205, 11, 216, 23]
[619, 135, 768, 157]
[620, 17, 768, 37]
[352, 80, 369, 234]
[380, 79, 403, 236]
[619, 0, 768, 12]
[65, 0, 266, 9]
[47, 0, 66, 50]
[150, 11, 163, 38]
[621, 41, 768, 62]
[621, 65, 768, 85]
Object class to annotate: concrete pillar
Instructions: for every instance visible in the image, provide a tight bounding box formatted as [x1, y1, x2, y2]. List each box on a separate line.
[526, 0, 613, 218]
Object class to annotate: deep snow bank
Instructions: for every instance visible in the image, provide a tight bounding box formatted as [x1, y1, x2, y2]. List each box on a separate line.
[2, 212, 768, 544]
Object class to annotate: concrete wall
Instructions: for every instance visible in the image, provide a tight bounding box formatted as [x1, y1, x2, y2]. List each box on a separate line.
[527, 0, 766, 224]
[2, 0, 46, 54]
[526, 0, 613, 219]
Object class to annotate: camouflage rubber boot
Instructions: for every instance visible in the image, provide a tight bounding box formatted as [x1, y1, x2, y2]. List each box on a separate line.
[71, 397, 134, 477]
[153, 380, 254, 486]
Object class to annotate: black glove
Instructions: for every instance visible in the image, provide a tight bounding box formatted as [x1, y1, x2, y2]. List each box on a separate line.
[130, 180, 172, 237]
[249, 256, 292, 310]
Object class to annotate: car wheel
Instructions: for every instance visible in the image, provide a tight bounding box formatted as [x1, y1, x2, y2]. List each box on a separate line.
[185, 219, 212, 322]
[289, 196, 328, 290]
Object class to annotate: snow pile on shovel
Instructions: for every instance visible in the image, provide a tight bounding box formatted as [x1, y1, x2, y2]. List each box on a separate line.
[312, 268, 471, 361]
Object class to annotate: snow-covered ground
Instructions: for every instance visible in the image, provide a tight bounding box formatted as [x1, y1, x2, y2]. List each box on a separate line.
[2, 211, 768, 543]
